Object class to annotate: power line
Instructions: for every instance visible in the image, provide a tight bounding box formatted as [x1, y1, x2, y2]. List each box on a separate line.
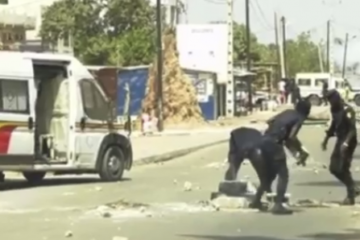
[251, 0, 273, 30]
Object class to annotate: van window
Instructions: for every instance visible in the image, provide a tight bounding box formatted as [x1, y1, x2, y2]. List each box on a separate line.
[297, 78, 311, 86]
[0, 79, 29, 114]
[335, 81, 345, 88]
[79, 79, 108, 121]
[315, 79, 328, 87]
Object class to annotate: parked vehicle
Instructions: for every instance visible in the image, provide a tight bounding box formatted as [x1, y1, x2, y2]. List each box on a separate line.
[295, 72, 345, 106]
[0, 52, 132, 183]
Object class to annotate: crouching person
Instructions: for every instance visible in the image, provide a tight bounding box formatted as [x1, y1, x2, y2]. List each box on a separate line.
[224, 127, 293, 215]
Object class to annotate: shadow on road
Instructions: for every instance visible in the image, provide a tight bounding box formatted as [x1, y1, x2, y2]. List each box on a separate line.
[180, 229, 360, 240]
[295, 180, 360, 187]
[0, 177, 131, 191]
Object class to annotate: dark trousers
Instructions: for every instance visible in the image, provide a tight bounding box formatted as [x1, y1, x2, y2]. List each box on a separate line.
[329, 137, 357, 197]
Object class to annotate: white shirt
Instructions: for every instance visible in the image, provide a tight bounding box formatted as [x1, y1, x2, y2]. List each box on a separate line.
[278, 81, 285, 92]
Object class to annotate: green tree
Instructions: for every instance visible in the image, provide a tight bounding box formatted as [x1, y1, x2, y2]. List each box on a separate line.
[40, 0, 157, 66]
[285, 32, 320, 76]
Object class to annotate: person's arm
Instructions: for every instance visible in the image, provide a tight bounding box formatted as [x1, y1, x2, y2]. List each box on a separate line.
[344, 106, 356, 145]
[322, 113, 336, 149]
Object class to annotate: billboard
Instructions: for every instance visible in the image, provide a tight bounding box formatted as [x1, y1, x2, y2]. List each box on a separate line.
[176, 24, 228, 83]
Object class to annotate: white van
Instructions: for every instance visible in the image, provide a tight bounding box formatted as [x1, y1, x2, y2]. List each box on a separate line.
[0, 52, 132, 183]
[295, 72, 345, 106]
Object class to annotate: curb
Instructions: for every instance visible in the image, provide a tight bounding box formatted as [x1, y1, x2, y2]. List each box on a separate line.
[133, 139, 228, 166]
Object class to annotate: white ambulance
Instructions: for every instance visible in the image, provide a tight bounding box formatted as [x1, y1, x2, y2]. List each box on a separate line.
[0, 52, 132, 183]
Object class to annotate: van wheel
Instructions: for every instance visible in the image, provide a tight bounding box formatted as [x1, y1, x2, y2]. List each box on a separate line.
[308, 95, 321, 106]
[99, 146, 125, 182]
[354, 95, 360, 106]
[23, 171, 46, 184]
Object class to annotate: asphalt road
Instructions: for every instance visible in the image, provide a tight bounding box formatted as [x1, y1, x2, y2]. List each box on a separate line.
[1, 126, 360, 240]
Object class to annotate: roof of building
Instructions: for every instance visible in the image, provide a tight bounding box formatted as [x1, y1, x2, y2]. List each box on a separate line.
[0, 11, 35, 29]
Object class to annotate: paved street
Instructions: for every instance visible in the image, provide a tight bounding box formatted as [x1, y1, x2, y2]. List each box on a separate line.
[1, 126, 360, 240]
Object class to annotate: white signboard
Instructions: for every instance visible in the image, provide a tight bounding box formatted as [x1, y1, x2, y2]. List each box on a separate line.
[176, 24, 228, 84]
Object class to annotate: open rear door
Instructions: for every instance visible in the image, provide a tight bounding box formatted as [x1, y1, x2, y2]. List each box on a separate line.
[0, 57, 36, 166]
[32, 60, 76, 163]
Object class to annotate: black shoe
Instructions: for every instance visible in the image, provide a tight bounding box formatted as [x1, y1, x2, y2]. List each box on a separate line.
[297, 151, 309, 166]
[249, 200, 263, 209]
[342, 196, 355, 206]
[271, 203, 293, 215]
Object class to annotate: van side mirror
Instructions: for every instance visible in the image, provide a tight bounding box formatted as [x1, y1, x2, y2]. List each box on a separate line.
[28, 116, 34, 130]
[80, 117, 86, 130]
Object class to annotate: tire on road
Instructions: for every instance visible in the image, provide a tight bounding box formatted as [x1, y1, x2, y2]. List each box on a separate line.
[22, 171, 46, 184]
[98, 145, 125, 182]
[354, 94, 360, 107]
[308, 94, 321, 106]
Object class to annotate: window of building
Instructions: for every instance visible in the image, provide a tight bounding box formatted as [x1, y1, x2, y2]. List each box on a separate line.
[297, 78, 311, 86]
[0, 79, 29, 114]
[79, 79, 108, 120]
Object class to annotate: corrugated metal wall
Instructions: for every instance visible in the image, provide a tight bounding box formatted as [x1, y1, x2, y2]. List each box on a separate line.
[117, 68, 148, 116]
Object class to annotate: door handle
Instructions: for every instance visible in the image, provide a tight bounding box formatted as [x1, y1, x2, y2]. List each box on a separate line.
[28, 116, 34, 130]
[80, 117, 86, 130]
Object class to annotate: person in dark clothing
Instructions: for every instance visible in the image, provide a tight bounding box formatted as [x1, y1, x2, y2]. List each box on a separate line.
[291, 83, 301, 106]
[266, 99, 312, 166]
[321, 89, 359, 205]
[322, 81, 328, 106]
[225, 100, 311, 214]
[224, 126, 292, 214]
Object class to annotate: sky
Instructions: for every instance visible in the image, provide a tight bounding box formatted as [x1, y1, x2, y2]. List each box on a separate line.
[182, 0, 360, 65]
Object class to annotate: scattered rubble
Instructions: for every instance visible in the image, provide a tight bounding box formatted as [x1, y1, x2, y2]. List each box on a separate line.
[64, 231, 73, 238]
[293, 199, 340, 208]
[183, 181, 193, 191]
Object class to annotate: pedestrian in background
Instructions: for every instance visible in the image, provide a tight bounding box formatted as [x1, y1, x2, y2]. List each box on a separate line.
[278, 79, 286, 104]
[322, 81, 328, 106]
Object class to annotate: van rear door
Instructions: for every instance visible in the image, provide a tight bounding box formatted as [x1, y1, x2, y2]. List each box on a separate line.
[0, 55, 36, 165]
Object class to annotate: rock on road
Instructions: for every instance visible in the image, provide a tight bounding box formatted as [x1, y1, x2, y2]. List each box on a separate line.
[1, 126, 360, 240]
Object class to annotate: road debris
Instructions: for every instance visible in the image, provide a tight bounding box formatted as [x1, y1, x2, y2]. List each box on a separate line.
[64, 230, 73, 238]
[183, 181, 193, 191]
[293, 199, 340, 208]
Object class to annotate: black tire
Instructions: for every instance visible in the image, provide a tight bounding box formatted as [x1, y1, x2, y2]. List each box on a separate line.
[99, 146, 125, 182]
[308, 95, 321, 106]
[355, 95, 360, 107]
[22, 171, 46, 184]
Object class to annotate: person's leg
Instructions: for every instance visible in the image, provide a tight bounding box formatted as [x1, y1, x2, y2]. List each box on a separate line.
[338, 138, 358, 205]
[328, 139, 353, 203]
[271, 160, 293, 214]
[248, 148, 270, 209]
[224, 134, 244, 180]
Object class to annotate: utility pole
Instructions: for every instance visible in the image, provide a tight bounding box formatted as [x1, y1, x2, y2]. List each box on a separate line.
[342, 33, 349, 78]
[326, 20, 330, 72]
[245, 0, 252, 112]
[156, 0, 164, 131]
[318, 41, 324, 72]
[225, 0, 234, 117]
[274, 12, 282, 79]
[280, 16, 287, 78]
